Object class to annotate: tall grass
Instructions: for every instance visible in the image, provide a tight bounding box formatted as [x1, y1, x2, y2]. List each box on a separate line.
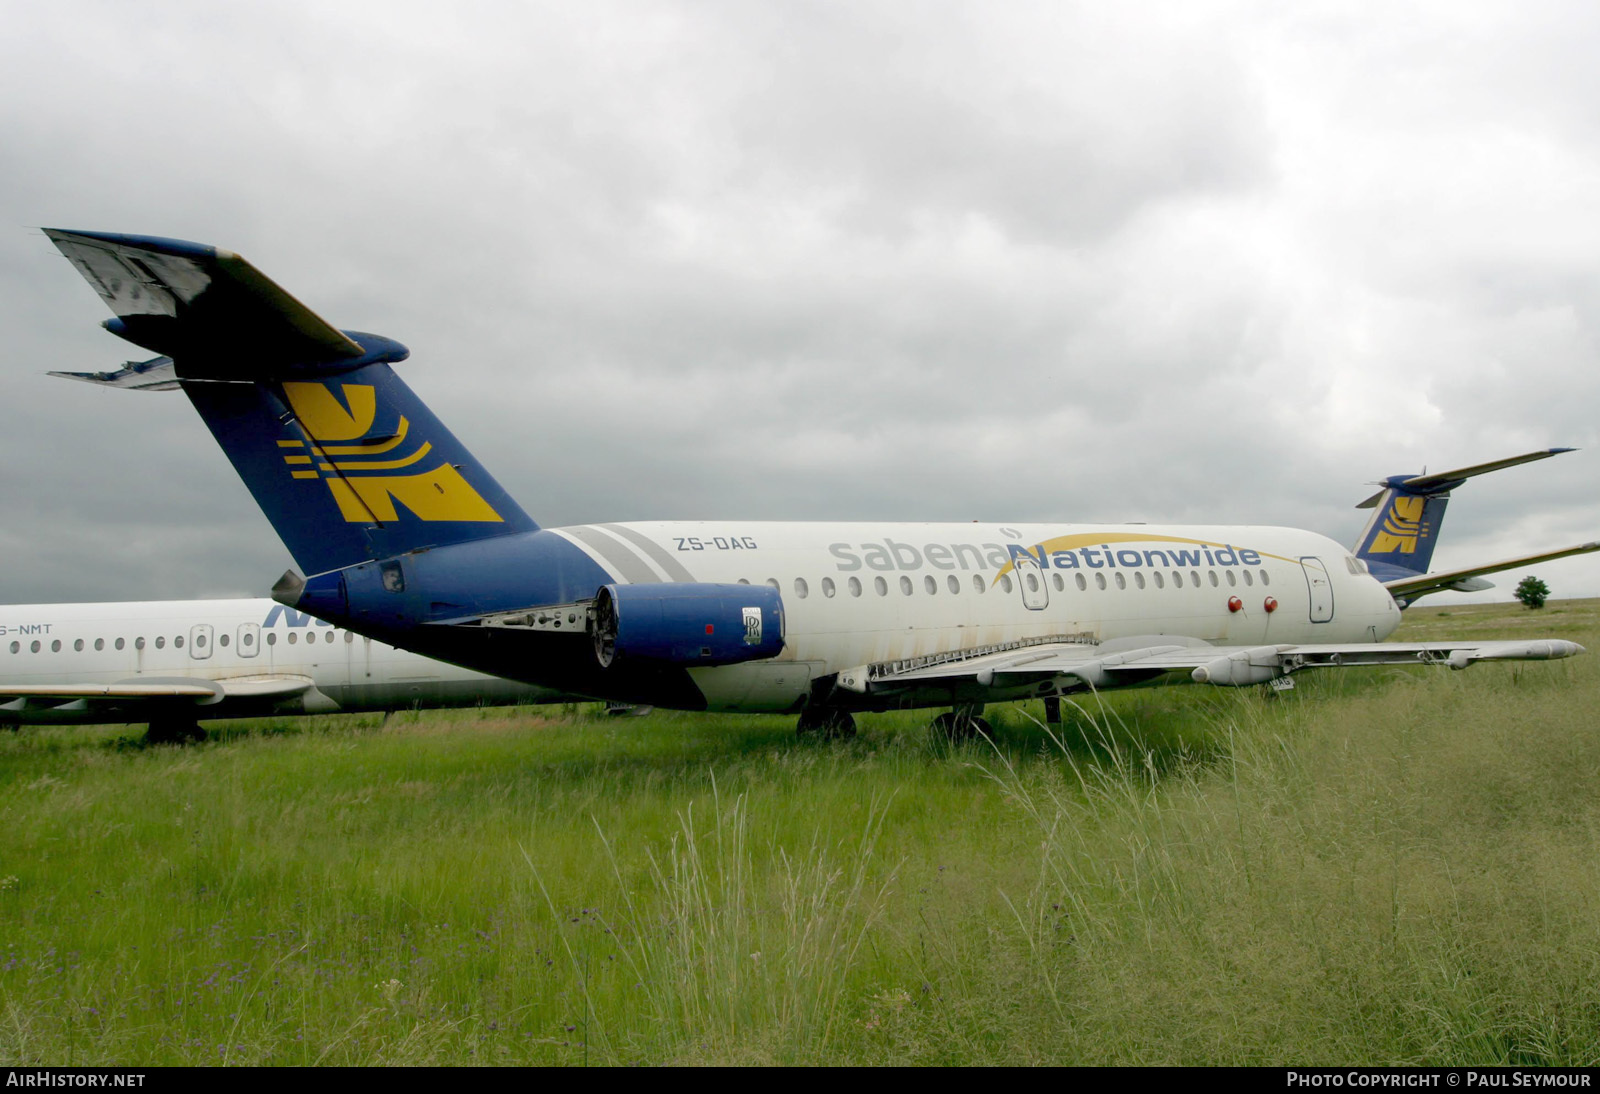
[1, 599, 1596, 1064]
[972, 659, 1600, 1064]
[523, 780, 897, 1063]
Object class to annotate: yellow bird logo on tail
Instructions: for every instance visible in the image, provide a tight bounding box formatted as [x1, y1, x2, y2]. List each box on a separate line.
[278, 382, 504, 523]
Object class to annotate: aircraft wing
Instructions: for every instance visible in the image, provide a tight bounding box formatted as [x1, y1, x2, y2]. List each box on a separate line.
[0, 675, 317, 720]
[1382, 541, 1600, 604]
[833, 634, 1584, 698]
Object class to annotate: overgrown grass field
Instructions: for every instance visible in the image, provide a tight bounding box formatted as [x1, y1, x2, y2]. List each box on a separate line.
[2, 600, 1597, 1064]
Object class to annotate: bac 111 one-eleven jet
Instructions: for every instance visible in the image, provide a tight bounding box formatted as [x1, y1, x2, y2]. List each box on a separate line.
[0, 598, 565, 742]
[39, 230, 1600, 739]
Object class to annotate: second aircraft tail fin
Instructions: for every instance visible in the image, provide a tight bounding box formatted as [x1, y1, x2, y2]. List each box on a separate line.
[1352, 448, 1576, 580]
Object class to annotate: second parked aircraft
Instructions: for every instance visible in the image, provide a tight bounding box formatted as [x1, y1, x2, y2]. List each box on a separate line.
[0, 597, 562, 741]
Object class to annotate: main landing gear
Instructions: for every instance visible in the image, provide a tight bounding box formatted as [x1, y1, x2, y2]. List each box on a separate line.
[145, 717, 206, 745]
[796, 706, 857, 740]
[930, 706, 992, 743]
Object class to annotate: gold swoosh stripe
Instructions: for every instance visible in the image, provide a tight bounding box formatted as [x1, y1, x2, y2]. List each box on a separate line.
[317, 416, 411, 456]
[328, 441, 433, 472]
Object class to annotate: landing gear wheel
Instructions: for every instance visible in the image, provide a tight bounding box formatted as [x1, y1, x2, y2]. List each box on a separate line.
[931, 710, 992, 743]
[796, 707, 857, 740]
[145, 718, 206, 745]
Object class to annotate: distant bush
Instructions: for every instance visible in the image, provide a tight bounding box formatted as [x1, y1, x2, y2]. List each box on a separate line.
[1515, 575, 1550, 609]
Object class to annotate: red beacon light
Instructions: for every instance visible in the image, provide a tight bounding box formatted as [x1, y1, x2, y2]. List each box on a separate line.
[1263, 597, 1278, 613]
[1227, 596, 1243, 613]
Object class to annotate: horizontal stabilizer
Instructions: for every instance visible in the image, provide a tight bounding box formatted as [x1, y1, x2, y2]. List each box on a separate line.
[1382, 541, 1600, 604]
[49, 356, 178, 392]
[43, 229, 401, 378]
[1356, 448, 1576, 508]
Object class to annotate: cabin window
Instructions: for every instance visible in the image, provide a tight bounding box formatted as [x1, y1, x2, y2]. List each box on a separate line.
[848, 577, 862, 597]
[794, 578, 809, 599]
[1207, 571, 1218, 588]
[94, 639, 104, 651]
[241, 633, 253, 647]
[737, 578, 750, 585]
[219, 634, 229, 646]
[30, 641, 40, 653]
[1025, 572, 1040, 593]
[267, 633, 277, 646]
[1115, 573, 1126, 590]
[822, 577, 836, 598]
[288, 632, 298, 645]
[1190, 570, 1201, 587]
[924, 575, 937, 595]
[8, 641, 17, 654]
[1075, 574, 1087, 591]
[1051, 573, 1064, 592]
[345, 632, 354, 643]
[1154, 571, 1165, 589]
[999, 575, 1013, 593]
[1242, 570, 1253, 586]
[175, 635, 184, 648]
[1134, 572, 1146, 590]
[134, 638, 145, 650]
[327, 631, 336, 643]
[947, 575, 960, 594]
[1172, 571, 1183, 588]
[873, 576, 888, 597]
[1226, 570, 1237, 587]
[115, 638, 125, 651]
[765, 578, 779, 590]
[154, 636, 165, 649]
[50, 640, 60, 652]
[900, 576, 913, 596]
[973, 575, 986, 594]
[74, 639, 84, 652]
[1259, 569, 1271, 586]
[1095, 574, 1107, 590]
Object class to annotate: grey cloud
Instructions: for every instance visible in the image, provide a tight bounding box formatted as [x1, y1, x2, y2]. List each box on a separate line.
[2, 0, 1598, 605]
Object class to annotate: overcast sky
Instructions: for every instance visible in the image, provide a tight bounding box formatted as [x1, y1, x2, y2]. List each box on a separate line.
[2, 0, 1597, 606]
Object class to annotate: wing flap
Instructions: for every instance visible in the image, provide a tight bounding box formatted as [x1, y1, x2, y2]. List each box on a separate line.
[0, 675, 314, 706]
[835, 636, 1585, 696]
[0, 683, 221, 701]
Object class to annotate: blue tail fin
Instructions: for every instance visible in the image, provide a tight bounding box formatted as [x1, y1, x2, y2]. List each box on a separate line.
[45, 230, 537, 576]
[1353, 449, 1576, 581]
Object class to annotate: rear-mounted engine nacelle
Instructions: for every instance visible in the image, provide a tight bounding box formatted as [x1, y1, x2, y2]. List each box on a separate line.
[591, 583, 784, 669]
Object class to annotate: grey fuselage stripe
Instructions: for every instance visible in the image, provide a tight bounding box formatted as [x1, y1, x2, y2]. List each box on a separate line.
[599, 523, 696, 583]
[559, 525, 659, 585]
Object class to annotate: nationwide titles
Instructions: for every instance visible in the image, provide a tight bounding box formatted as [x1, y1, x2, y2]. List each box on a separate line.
[828, 535, 1266, 577]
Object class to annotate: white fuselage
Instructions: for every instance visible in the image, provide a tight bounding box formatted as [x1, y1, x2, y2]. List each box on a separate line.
[549, 520, 1403, 710]
[0, 598, 558, 725]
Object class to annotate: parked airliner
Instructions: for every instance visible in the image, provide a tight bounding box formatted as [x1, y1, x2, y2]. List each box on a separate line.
[0, 598, 562, 742]
[40, 231, 1593, 739]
